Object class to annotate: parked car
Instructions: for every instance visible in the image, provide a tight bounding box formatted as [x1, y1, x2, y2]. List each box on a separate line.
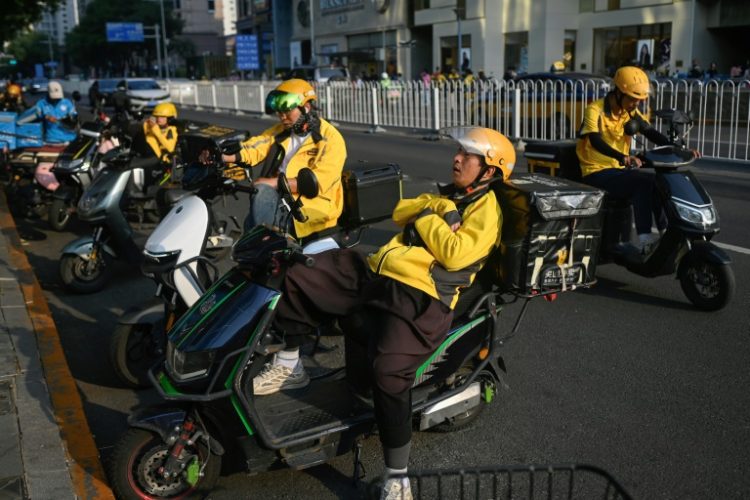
[28, 78, 49, 94]
[94, 78, 120, 106]
[285, 66, 351, 83]
[473, 72, 612, 139]
[117, 78, 171, 111]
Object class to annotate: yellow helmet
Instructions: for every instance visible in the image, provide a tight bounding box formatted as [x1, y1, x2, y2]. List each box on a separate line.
[6, 84, 21, 98]
[444, 127, 516, 181]
[265, 78, 316, 114]
[152, 102, 178, 118]
[613, 66, 650, 100]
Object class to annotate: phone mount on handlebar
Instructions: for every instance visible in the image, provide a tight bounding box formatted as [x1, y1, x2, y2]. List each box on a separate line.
[655, 108, 694, 147]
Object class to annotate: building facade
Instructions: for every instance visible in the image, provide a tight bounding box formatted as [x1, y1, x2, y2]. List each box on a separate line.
[414, 0, 750, 78]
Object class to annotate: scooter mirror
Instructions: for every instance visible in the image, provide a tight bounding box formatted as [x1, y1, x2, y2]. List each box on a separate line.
[296, 168, 319, 199]
[624, 119, 640, 136]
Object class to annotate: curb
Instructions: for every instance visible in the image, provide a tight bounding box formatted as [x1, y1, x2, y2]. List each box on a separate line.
[0, 190, 115, 499]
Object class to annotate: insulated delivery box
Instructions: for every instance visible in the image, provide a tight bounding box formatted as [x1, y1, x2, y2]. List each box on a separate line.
[492, 173, 604, 295]
[340, 162, 402, 227]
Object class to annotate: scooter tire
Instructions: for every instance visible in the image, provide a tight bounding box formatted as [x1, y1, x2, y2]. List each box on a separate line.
[48, 197, 73, 231]
[679, 257, 735, 311]
[109, 428, 221, 500]
[59, 252, 113, 294]
[109, 322, 163, 389]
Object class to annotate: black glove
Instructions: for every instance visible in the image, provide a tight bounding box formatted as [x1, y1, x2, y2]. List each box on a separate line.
[402, 222, 425, 247]
[220, 140, 242, 156]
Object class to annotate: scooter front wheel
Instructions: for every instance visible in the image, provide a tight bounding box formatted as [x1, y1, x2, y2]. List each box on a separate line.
[59, 252, 113, 293]
[109, 428, 221, 500]
[110, 322, 164, 389]
[48, 197, 74, 231]
[679, 256, 735, 311]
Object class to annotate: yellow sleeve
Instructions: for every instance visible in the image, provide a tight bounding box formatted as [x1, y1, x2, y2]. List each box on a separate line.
[391, 194, 438, 226]
[579, 102, 602, 136]
[414, 192, 501, 271]
[238, 128, 276, 166]
[150, 125, 177, 154]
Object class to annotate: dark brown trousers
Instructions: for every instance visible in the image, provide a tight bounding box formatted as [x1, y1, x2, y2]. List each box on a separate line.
[274, 248, 453, 448]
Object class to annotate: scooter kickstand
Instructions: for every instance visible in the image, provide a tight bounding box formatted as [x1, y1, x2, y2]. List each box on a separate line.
[351, 439, 366, 486]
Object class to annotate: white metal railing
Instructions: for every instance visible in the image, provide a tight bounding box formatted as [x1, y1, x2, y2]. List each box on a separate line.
[60, 78, 750, 162]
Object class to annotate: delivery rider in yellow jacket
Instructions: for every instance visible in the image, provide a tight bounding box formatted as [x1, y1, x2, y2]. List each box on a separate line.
[251, 127, 514, 500]
[129, 103, 179, 191]
[220, 79, 347, 239]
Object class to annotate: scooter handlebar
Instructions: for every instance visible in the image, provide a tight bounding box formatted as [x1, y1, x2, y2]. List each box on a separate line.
[289, 251, 314, 268]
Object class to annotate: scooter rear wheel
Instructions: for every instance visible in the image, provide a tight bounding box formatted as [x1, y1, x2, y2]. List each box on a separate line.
[110, 322, 164, 389]
[679, 257, 735, 311]
[59, 252, 113, 294]
[109, 428, 220, 500]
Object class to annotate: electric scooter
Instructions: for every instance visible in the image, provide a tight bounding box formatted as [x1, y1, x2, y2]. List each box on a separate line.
[524, 109, 734, 311]
[107, 171, 604, 499]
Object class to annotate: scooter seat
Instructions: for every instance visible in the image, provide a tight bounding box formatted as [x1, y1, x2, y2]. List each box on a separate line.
[163, 189, 192, 205]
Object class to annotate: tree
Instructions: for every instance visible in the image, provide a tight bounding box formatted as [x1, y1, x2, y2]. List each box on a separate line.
[6, 31, 51, 75]
[0, 0, 63, 44]
[66, 0, 183, 76]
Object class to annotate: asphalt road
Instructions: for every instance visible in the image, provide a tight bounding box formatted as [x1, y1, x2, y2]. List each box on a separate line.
[13, 107, 750, 499]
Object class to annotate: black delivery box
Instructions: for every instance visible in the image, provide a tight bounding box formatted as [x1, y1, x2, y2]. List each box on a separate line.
[492, 173, 604, 295]
[340, 163, 403, 227]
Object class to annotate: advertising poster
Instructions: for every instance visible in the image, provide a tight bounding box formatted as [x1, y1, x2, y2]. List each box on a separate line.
[637, 39, 654, 67]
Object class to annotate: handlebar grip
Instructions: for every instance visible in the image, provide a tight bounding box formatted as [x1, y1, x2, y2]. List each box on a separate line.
[290, 252, 314, 267]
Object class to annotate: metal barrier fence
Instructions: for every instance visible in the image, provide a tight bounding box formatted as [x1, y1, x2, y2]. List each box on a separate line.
[61, 78, 750, 162]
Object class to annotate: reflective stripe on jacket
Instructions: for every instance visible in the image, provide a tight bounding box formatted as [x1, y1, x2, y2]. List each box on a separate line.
[367, 190, 501, 309]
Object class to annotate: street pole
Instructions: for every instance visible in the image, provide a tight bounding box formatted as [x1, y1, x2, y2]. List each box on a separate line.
[154, 24, 163, 79]
[455, 8, 462, 72]
[309, 0, 316, 65]
[382, 29, 386, 75]
[159, 0, 169, 79]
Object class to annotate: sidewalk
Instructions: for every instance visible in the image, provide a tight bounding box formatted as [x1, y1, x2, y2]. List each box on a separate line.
[0, 192, 114, 499]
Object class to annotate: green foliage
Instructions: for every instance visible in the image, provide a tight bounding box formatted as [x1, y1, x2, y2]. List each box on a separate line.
[66, 0, 183, 71]
[0, 0, 63, 44]
[7, 32, 50, 66]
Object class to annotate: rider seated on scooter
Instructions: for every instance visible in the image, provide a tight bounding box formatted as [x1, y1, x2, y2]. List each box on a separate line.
[576, 65, 700, 254]
[213, 78, 347, 239]
[128, 103, 179, 193]
[17, 81, 78, 144]
[254, 127, 514, 500]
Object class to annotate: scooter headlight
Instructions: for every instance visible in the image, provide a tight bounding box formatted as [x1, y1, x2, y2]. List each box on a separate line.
[78, 190, 107, 214]
[672, 200, 716, 226]
[166, 341, 216, 382]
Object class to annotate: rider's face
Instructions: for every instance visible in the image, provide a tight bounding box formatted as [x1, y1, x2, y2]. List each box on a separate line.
[277, 106, 301, 128]
[621, 94, 644, 113]
[452, 147, 485, 189]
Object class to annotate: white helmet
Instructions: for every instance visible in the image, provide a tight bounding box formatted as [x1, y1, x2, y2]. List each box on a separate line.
[381, 72, 389, 79]
[48, 81, 64, 100]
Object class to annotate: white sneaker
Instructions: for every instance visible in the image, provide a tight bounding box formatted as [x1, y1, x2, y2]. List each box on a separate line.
[381, 477, 413, 500]
[253, 362, 310, 396]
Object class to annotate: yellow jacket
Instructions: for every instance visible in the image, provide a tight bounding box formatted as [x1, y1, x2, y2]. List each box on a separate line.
[367, 190, 502, 309]
[576, 98, 647, 177]
[238, 118, 347, 238]
[143, 122, 178, 162]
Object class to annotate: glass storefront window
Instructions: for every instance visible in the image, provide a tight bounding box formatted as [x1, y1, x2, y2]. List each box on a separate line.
[565, 30, 577, 71]
[504, 32, 528, 75]
[594, 23, 671, 76]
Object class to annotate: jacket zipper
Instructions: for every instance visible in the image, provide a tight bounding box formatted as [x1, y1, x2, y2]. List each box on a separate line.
[375, 247, 401, 274]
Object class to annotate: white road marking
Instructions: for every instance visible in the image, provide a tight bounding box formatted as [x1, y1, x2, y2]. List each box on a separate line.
[714, 241, 750, 256]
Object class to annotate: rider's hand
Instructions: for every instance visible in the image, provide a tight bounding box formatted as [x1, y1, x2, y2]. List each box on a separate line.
[46, 115, 58, 123]
[691, 149, 702, 159]
[624, 155, 642, 168]
[198, 148, 213, 165]
[221, 153, 237, 163]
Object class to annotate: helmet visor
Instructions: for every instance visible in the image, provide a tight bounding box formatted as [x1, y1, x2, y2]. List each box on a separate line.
[265, 90, 304, 114]
[441, 127, 492, 158]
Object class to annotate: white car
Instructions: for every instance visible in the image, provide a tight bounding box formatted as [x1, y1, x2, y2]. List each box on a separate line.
[118, 78, 172, 110]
